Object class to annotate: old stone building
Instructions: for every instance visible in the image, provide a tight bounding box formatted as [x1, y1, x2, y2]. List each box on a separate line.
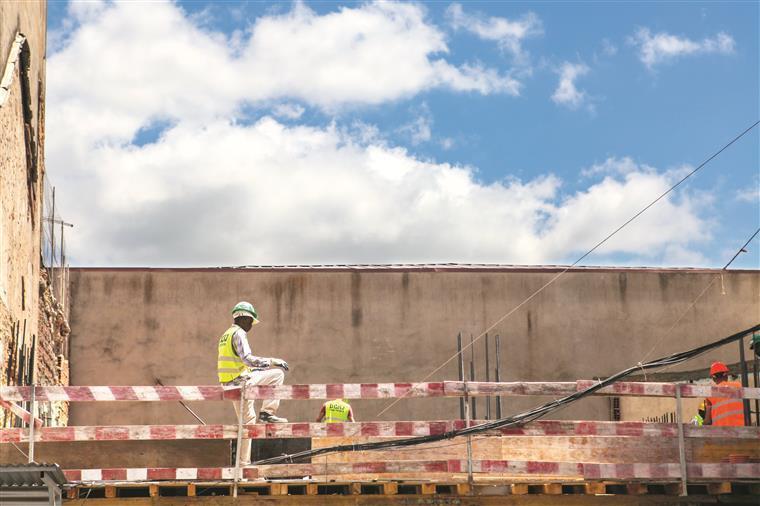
[1, 0, 69, 428]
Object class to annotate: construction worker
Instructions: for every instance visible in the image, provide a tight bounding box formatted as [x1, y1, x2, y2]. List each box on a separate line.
[317, 399, 355, 423]
[703, 361, 745, 427]
[691, 400, 706, 426]
[218, 301, 289, 465]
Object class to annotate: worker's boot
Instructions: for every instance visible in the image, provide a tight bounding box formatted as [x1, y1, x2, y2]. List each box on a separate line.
[259, 411, 288, 423]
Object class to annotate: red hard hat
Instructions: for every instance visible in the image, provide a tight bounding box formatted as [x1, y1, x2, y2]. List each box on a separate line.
[710, 361, 729, 376]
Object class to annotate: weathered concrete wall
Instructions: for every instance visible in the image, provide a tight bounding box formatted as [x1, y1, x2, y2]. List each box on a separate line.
[67, 267, 760, 429]
[0, 0, 47, 427]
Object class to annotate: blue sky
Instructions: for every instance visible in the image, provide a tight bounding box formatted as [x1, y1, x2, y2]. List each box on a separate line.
[45, 1, 758, 268]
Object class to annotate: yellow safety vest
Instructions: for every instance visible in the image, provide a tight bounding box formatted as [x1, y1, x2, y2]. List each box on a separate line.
[217, 325, 246, 384]
[324, 400, 351, 423]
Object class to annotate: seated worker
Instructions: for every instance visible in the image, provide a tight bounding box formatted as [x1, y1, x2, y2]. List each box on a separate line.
[317, 398, 355, 423]
[703, 361, 745, 427]
[218, 301, 290, 466]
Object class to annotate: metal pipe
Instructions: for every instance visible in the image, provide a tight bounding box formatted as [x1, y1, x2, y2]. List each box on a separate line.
[485, 333, 491, 420]
[457, 333, 465, 420]
[233, 390, 245, 498]
[495, 334, 502, 419]
[738, 337, 750, 426]
[469, 334, 476, 420]
[156, 379, 206, 424]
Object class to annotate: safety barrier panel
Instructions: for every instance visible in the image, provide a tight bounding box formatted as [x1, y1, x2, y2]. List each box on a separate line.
[2, 420, 758, 443]
[1, 380, 758, 402]
[62, 461, 760, 482]
[2, 380, 758, 494]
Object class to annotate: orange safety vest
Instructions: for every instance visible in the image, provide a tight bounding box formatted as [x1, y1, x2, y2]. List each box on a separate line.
[708, 381, 745, 427]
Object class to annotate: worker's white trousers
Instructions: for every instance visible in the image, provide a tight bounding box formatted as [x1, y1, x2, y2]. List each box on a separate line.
[233, 368, 285, 466]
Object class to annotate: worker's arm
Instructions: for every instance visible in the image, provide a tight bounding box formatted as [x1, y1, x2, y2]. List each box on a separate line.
[703, 400, 712, 426]
[317, 405, 326, 423]
[232, 329, 272, 369]
[348, 406, 355, 422]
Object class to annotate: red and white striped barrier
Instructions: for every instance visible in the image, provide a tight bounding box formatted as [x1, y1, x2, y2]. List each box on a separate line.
[62, 461, 760, 483]
[2, 381, 758, 402]
[0, 399, 42, 428]
[3, 420, 756, 443]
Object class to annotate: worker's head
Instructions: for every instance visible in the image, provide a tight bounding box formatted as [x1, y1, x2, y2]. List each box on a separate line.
[232, 301, 259, 331]
[709, 361, 729, 384]
[698, 400, 706, 417]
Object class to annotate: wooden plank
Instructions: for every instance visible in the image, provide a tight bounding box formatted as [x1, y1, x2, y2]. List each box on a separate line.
[456, 483, 471, 495]
[625, 483, 647, 495]
[541, 483, 562, 495]
[65, 487, 77, 499]
[351, 483, 362, 495]
[420, 483, 436, 495]
[510, 483, 529, 495]
[706, 482, 732, 495]
[187, 483, 196, 497]
[104, 486, 116, 498]
[148, 484, 158, 497]
[584, 482, 605, 495]
[382, 482, 398, 495]
[306, 483, 318, 495]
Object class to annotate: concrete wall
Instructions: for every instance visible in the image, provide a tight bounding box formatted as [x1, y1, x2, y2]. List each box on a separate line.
[0, 0, 47, 426]
[67, 267, 760, 428]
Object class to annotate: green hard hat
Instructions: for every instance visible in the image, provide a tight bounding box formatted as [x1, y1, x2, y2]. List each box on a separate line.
[231, 301, 259, 324]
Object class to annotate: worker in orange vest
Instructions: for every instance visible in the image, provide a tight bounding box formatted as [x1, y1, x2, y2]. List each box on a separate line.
[703, 361, 745, 426]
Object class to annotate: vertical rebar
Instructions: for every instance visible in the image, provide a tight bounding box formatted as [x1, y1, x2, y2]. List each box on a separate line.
[469, 334, 476, 420]
[27, 384, 35, 463]
[738, 337, 750, 426]
[675, 387, 688, 496]
[457, 333, 465, 420]
[485, 333, 491, 420]
[495, 334, 502, 419]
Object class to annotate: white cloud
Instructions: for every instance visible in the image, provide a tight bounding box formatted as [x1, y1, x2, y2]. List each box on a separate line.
[272, 103, 305, 120]
[46, 1, 712, 268]
[582, 157, 651, 177]
[51, 115, 711, 266]
[551, 62, 590, 109]
[47, 0, 520, 149]
[629, 28, 735, 68]
[398, 104, 432, 145]
[736, 183, 759, 203]
[601, 38, 618, 57]
[446, 3, 541, 64]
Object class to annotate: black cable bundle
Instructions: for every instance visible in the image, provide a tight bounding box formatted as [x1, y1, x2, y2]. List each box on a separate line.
[254, 323, 760, 465]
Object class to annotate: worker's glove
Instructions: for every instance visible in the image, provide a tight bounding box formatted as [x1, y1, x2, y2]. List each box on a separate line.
[271, 358, 289, 371]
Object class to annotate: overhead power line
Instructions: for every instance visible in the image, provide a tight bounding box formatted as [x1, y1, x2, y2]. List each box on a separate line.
[375, 120, 760, 418]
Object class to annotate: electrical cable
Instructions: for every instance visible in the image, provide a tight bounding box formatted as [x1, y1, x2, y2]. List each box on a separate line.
[639, 227, 760, 364]
[255, 323, 760, 465]
[375, 120, 760, 418]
